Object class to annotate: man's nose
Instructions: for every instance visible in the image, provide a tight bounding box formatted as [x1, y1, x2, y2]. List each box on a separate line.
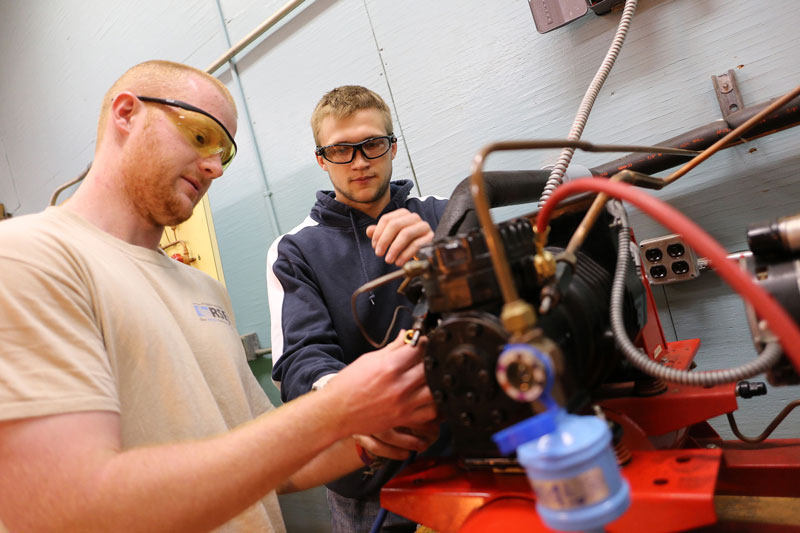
[199, 153, 224, 179]
[351, 148, 370, 167]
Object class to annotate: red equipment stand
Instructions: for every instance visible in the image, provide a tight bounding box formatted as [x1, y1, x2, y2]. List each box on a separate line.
[381, 338, 800, 532]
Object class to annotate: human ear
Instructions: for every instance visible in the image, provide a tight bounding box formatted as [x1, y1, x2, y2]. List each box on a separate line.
[316, 153, 328, 172]
[110, 92, 139, 134]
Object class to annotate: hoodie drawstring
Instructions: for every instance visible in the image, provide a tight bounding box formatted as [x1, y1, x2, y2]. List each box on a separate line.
[350, 212, 376, 306]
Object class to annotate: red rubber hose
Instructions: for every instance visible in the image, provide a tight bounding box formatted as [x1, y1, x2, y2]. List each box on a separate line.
[537, 178, 800, 370]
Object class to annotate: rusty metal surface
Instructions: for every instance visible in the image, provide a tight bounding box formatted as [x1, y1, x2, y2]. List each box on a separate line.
[712, 69, 746, 120]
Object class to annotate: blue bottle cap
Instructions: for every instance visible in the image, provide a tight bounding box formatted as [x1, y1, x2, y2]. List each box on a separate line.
[492, 408, 563, 455]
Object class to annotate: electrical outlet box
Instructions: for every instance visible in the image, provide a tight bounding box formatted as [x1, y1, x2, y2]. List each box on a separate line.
[639, 234, 700, 285]
[528, 0, 626, 33]
[528, 0, 587, 33]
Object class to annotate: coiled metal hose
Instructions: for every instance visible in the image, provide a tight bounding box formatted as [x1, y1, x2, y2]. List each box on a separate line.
[538, 0, 638, 208]
[608, 201, 782, 386]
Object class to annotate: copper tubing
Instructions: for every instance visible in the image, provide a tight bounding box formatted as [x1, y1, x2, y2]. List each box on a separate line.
[663, 84, 800, 186]
[350, 260, 429, 348]
[468, 140, 696, 305]
[563, 85, 800, 257]
[49, 163, 90, 206]
[726, 399, 800, 444]
[590, 94, 800, 178]
[351, 269, 408, 348]
[564, 171, 628, 257]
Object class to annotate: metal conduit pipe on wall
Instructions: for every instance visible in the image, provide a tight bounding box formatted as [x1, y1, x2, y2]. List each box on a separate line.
[206, 0, 306, 74]
[50, 0, 309, 208]
[210, 0, 309, 236]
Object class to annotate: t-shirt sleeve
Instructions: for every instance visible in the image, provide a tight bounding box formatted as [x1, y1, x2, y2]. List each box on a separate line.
[0, 256, 119, 421]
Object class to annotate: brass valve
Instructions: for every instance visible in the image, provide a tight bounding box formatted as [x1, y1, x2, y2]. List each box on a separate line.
[501, 299, 537, 338]
[533, 226, 557, 282]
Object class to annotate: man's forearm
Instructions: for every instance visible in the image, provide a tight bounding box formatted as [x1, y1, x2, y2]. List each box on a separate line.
[1, 331, 434, 533]
[99, 395, 349, 531]
[278, 437, 362, 494]
[0, 390, 351, 533]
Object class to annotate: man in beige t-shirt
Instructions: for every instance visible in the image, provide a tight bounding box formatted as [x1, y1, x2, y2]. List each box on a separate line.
[0, 60, 436, 532]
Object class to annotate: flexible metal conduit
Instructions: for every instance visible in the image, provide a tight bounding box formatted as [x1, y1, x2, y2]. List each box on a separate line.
[539, 0, 638, 208]
[609, 203, 783, 386]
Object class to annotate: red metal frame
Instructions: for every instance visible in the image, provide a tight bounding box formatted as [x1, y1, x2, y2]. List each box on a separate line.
[383, 403, 800, 532]
[381, 267, 800, 531]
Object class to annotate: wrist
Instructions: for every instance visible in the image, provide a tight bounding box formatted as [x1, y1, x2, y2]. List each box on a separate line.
[354, 441, 377, 466]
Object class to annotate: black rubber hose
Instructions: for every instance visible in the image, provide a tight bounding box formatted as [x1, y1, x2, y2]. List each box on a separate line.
[590, 95, 800, 177]
[435, 170, 551, 239]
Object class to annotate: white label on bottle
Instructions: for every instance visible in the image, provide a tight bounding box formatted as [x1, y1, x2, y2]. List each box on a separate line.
[530, 467, 610, 510]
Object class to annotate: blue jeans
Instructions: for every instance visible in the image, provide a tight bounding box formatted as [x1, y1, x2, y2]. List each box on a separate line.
[326, 488, 417, 533]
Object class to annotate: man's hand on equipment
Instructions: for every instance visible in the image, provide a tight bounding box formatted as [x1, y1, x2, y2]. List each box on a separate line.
[366, 208, 434, 266]
[323, 331, 437, 438]
[354, 422, 440, 461]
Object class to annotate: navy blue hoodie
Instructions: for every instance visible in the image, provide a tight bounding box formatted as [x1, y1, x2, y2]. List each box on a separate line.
[267, 179, 447, 498]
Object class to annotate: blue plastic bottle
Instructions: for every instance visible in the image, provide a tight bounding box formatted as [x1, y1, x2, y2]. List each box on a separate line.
[494, 408, 630, 531]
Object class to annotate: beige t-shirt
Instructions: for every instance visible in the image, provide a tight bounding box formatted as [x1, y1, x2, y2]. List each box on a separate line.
[0, 207, 284, 532]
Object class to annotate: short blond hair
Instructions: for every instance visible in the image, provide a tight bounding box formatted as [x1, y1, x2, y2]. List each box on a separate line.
[310, 85, 393, 146]
[96, 60, 236, 143]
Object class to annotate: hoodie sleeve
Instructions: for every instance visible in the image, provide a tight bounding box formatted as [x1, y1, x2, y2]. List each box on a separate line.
[267, 235, 347, 402]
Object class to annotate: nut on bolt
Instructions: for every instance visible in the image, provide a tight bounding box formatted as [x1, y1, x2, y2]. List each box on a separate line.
[501, 300, 537, 337]
[534, 249, 557, 281]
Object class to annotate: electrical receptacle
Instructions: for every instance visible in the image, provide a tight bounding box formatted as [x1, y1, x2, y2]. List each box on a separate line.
[639, 234, 699, 285]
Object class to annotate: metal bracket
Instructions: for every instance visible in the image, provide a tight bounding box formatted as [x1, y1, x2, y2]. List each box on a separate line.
[711, 69, 745, 120]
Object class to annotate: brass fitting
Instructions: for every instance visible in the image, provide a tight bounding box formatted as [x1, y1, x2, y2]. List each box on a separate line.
[404, 329, 421, 346]
[532, 225, 550, 254]
[534, 249, 557, 281]
[532, 225, 556, 282]
[501, 299, 537, 338]
[402, 259, 430, 277]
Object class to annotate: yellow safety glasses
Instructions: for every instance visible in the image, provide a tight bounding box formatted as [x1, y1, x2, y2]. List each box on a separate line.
[137, 95, 237, 170]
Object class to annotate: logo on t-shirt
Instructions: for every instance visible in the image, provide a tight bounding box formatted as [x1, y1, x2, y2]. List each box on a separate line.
[192, 303, 231, 325]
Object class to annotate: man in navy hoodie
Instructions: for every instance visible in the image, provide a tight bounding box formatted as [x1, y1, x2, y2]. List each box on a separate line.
[267, 85, 448, 532]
